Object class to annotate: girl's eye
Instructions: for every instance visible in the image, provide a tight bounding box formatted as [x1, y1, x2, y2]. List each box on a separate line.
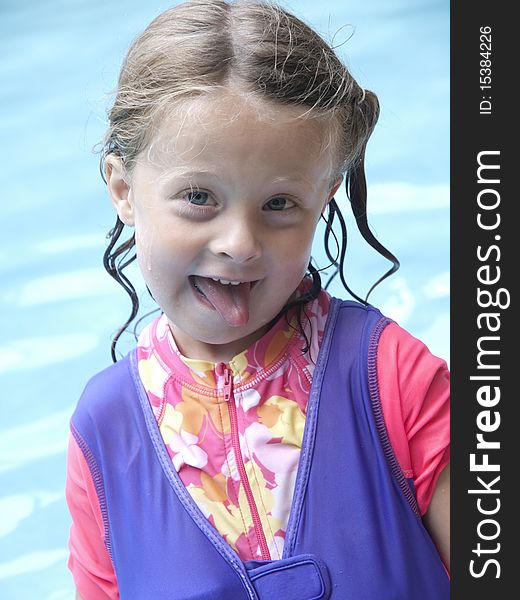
[174, 189, 216, 218]
[265, 196, 295, 211]
[184, 190, 210, 205]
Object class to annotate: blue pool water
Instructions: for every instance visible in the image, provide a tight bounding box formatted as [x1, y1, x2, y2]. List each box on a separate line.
[0, 0, 448, 597]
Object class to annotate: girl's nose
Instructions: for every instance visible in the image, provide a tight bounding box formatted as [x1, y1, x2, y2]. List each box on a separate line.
[208, 218, 262, 264]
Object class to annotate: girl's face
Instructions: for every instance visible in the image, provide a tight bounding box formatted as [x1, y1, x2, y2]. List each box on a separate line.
[106, 92, 342, 362]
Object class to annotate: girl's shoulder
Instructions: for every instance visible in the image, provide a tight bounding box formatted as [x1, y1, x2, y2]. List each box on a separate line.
[376, 318, 449, 378]
[73, 352, 136, 430]
[331, 296, 448, 369]
[83, 352, 133, 392]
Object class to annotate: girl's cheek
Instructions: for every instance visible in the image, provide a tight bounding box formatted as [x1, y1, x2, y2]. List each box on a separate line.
[280, 230, 314, 260]
[275, 248, 311, 283]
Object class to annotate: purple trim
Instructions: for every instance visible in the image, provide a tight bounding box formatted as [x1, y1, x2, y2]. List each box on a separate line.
[283, 297, 341, 558]
[127, 350, 258, 599]
[70, 423, 115, 563]
[366, 317, 421, 517]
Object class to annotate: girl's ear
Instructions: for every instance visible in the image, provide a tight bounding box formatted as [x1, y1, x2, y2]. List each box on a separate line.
[105, 155, 135, 227]
[329, 177, 343, 199]
[323, 176, 344, 212]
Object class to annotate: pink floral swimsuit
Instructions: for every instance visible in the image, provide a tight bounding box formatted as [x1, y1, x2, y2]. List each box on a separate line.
[137, 287, 330, 561]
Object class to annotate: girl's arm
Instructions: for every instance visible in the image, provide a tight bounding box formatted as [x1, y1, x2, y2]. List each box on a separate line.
[422, 463, 450, 570]
[377, 321, 450, 569]
[66, 433, 119, 599]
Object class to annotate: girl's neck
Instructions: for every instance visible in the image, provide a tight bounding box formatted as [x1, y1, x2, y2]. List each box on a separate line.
[167, 321, 272, 365]
[166, 286, 304, 364]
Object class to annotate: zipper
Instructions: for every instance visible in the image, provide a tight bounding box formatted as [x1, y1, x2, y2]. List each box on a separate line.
[217, 363, 271, 561]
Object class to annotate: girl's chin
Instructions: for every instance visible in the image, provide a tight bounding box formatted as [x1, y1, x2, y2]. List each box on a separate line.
[166, 313, 275, 358]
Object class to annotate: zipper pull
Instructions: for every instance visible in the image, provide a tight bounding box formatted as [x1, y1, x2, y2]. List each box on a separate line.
[216, 362, 233, 402]
[223, 368, 233, 402]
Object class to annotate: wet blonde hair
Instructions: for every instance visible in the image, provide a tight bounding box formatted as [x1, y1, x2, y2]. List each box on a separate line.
[100, 0, 398, 361]
[102, 0, 377, 177]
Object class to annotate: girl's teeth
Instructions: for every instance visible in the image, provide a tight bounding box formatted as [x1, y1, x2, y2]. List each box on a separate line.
[211, 277, 242, 285]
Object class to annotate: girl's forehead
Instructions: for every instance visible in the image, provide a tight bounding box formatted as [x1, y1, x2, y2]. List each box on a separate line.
[168, 90, 317, 127]
[142, 91, 335, 168]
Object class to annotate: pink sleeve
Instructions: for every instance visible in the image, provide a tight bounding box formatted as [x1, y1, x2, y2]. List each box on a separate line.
[65, 432, 120, 599]
[377, 323, 450, 516]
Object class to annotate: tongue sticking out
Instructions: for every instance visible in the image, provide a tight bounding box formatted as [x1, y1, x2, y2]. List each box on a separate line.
[192, 276, 251, 327]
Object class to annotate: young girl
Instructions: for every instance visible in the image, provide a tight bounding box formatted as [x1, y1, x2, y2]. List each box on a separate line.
[66, 1, 450, 598]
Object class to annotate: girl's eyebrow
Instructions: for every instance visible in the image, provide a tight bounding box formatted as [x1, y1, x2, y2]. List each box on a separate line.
[269, 175, 324, 194]
[270, 175, 314, 186]
[158, 170, 314, 187]
[158, 168, 224, 182]
[153, 168, 321, 194]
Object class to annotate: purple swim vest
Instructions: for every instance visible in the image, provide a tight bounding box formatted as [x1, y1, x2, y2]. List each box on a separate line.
[71, 299, 450, 599]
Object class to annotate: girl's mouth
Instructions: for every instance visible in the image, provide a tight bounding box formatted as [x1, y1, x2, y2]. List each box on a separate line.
[189, 275, 258, 327]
